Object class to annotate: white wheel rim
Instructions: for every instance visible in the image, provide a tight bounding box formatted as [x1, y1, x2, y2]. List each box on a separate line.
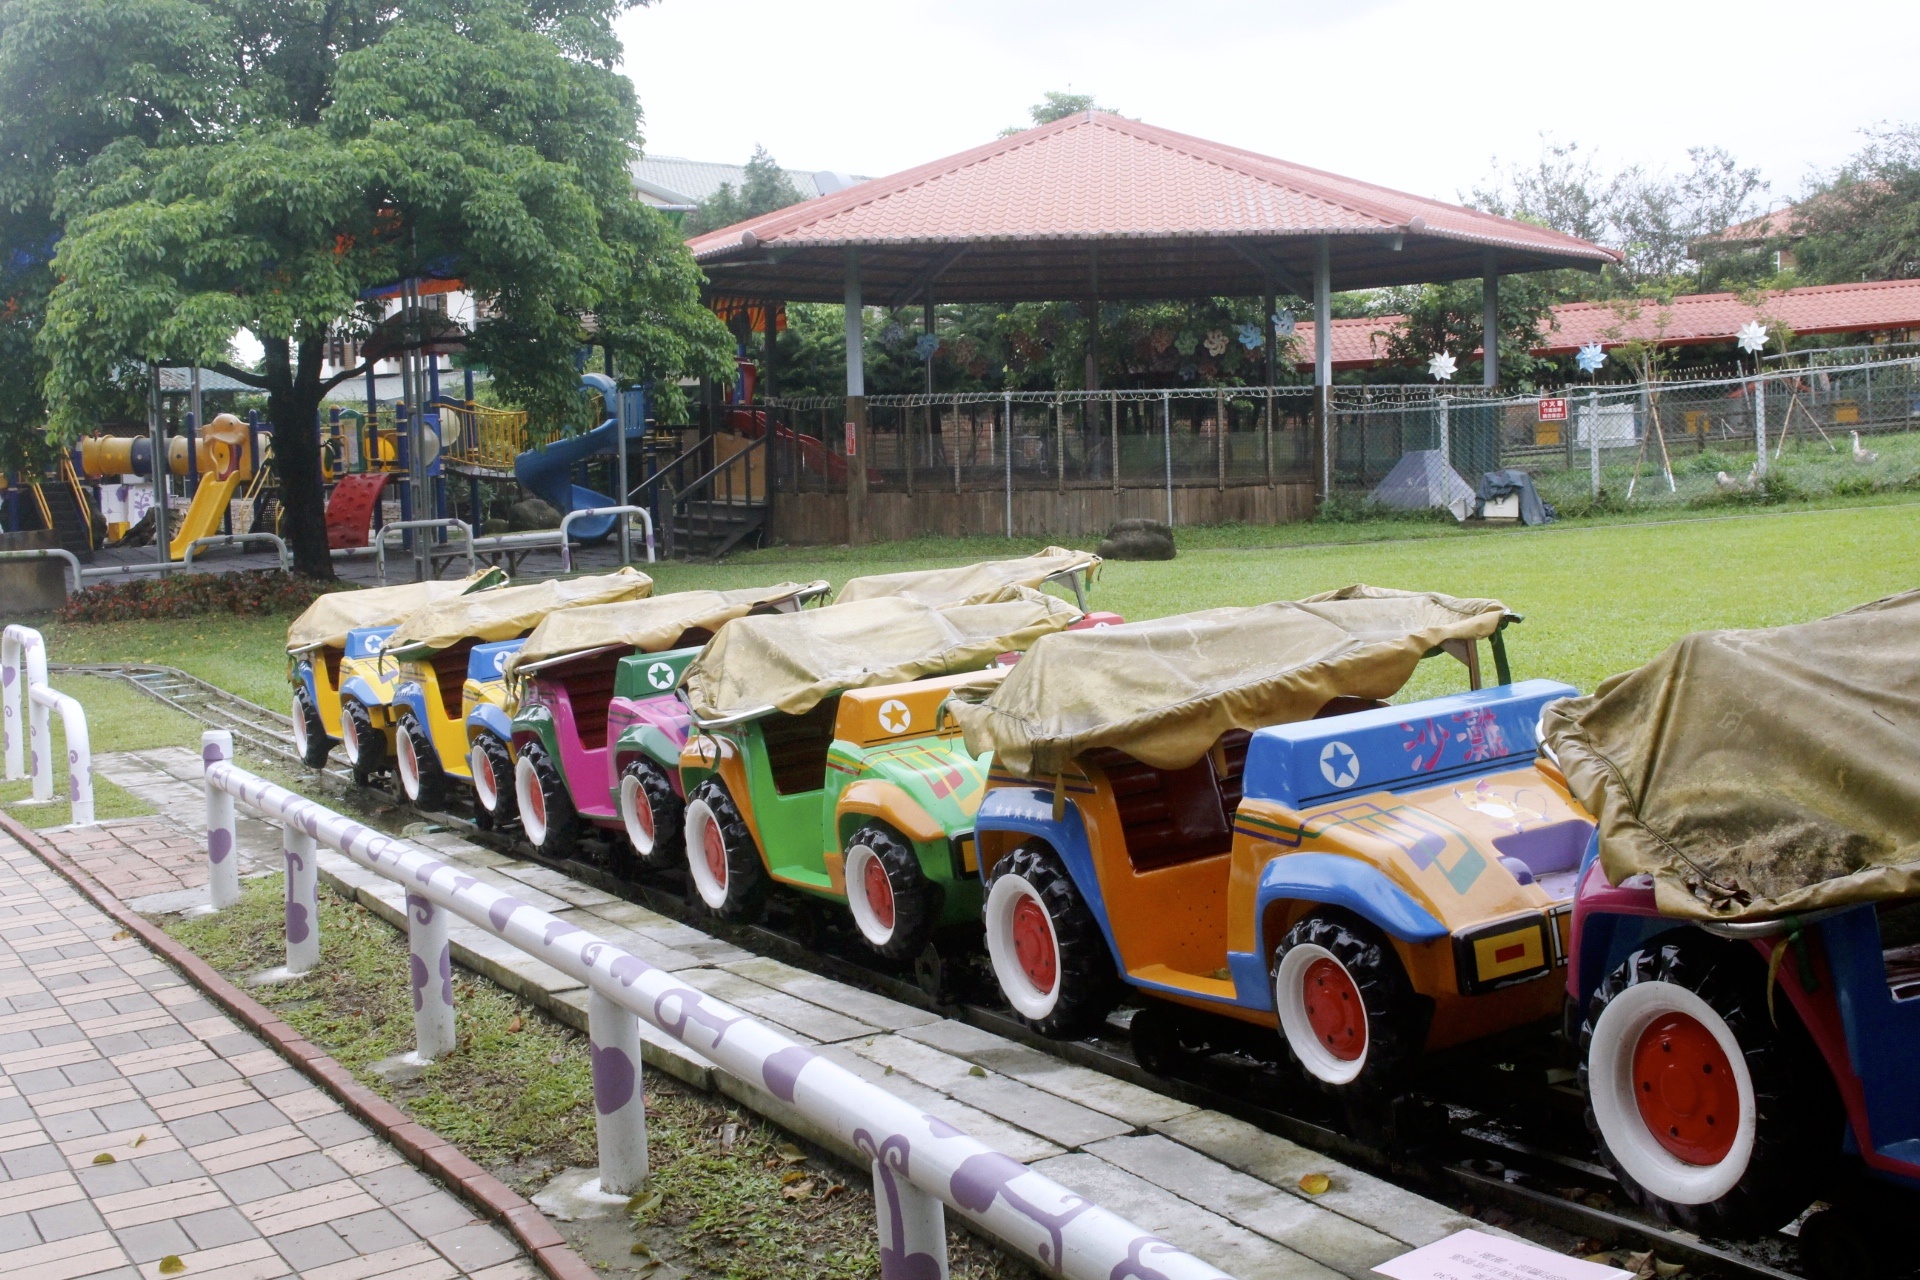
[291, 695, 310, 757]
[470, 743, 499, 811]
[844, 841, 896, 948]
[619, 772, 656, 857]
[1588, 979, 1757, 1205]
[515, 756, 549, 846]
[1274, 943, 1369, 1086]
[985, 873, 1061, 1020]
[341, 708, 362, 765]
[684, 798, 729, 910]
[397, 722, 422, 800]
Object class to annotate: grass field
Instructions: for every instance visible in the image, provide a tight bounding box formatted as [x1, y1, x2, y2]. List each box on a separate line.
[25, 498, 1920, 724]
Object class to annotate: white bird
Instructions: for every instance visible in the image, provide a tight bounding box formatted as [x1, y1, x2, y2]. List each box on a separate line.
[1852, 430, 1879, 464]
[1716, 470, 1741, 491]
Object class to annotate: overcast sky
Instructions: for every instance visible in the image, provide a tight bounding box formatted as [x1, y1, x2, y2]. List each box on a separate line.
[616, 0, 1920, 210]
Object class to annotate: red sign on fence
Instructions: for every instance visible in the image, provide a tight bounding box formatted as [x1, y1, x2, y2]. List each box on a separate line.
[1537, 397, 1569, 422]
[845, 422, 858, 457]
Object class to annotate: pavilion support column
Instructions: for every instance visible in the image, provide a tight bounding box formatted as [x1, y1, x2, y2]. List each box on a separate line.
[1262, 289, 1276, 485]
[1314, 236, 1332, 503]
[1482, 250, 1500, 388]
[844, 247, 869, 545]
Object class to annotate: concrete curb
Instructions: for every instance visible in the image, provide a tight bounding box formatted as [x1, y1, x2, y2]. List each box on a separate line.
[0, 811, 597, 1280]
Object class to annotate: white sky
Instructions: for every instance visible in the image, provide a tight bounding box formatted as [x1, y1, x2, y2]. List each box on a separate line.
[616, 0, 1920, 210]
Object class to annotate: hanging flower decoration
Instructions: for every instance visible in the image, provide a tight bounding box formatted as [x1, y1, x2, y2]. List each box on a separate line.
[1574, 342, 1608, 375]
[1735, 320, 1771, 355]
[1203, 330, 1229, 357]
[1173, 330, 1199, 357]
[914, 333, 941, 361]
[879, 321, 906, 347]
[1237, 322, 1265, 350]
[1427, 351, 1458, 382]
[1273, 310, 1297, 338]
[1149, 329, 1174, 355]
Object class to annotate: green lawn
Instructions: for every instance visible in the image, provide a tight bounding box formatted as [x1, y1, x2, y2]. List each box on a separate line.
[0, 674, 207, 827]
[26, 500, 1920, 734]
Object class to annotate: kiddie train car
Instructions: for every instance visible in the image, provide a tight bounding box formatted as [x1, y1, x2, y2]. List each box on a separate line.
[951, 587, 1593, 1099]
[376, 569, 654, 809]
[676, 592, 1085, 960]
[1550, 589, 1920, 1257]
[505, 581, 829, 856]
[286, 570, 505, 773]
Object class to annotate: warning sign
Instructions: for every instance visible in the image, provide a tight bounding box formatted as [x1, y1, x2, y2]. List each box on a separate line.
[845, 422, 858, 457]
[1537, 397, 1569, 422]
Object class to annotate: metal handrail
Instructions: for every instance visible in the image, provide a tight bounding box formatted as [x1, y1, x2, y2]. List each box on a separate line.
[0, 547, 83, 594]
[374, 518, 475, 583]
[196, 734, 1230, 1280]
[688, 704, 777, 731]
[2, 626, 93, 824]
[558, 505, 656, 570]
[183, 533, 291, 571]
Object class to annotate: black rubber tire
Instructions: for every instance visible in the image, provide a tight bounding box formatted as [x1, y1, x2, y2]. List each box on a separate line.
[516, 741, 584, 857]
[468, 733, 517, 831]
[684, 778, 767, 922]
[619, 758, 684, 874]
[985, 840, 1122, 1039]
[1579, 936, 1837, 1238]
[341, 700, 387, 788]
[394, 711, 448, 810]
[292, 687, 334, 768]
[845, 822, 944, 961]
[1271, 911, 1430, 1099]
[1130, 1002, 1205, 1077]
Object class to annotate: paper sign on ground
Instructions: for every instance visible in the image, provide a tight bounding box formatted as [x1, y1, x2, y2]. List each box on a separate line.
[1373, 1229, 1634, 1280]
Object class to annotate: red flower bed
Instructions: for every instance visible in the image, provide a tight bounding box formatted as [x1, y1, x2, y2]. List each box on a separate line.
[59, 571, 344, 624]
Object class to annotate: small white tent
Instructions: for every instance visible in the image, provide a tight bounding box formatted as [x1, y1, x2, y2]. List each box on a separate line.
[1367, 450, 1477, 522]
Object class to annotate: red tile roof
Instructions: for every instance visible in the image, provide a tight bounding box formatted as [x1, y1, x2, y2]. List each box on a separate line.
[1290, 278, 1920, 370]
[686, 113, 1616, 303]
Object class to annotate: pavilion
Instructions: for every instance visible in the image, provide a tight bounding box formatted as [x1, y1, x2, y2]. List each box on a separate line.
[686, 112, 1615, 540]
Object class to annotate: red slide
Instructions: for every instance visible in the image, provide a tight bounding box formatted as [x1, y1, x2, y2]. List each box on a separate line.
[326, 472, 393, 549]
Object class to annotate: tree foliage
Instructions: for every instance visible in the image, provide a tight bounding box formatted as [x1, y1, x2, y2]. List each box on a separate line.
[681, 144, 805, 236]
[1794, 123, 1920, 284]
[1000, 89, 1111, 137]
[2, 0, 731, 576]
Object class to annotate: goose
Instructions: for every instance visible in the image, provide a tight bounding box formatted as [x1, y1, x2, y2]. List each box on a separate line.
[1852, 430, 1879, 463]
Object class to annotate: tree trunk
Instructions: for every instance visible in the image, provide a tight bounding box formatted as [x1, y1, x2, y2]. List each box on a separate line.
[264, 335, 336, 580]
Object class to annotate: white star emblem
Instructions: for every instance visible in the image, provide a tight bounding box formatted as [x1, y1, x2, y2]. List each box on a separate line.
[1575, 342, 1608, 374]
[1428, 352, 1458, 382]
[878, 699, 912, 735]
[1735, 320, 1770, 354]
[1319, 741, 1360, 788]
[647, 662, 675, 690]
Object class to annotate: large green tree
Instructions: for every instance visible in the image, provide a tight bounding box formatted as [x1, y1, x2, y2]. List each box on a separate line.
[1794, 124, 1920, 284]
[681, 144, 804, 237]
[7, 0, 730, 576]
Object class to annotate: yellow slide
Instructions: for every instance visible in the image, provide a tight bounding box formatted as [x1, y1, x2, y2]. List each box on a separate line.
[167, 469, 245, 558]
[166, 413, 254, 560]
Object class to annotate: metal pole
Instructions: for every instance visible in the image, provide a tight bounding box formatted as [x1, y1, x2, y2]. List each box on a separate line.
[203, 731, 238, 908]
[844, 247, 868, 545]
[1482, 251, 1500, 388]
[1110, 393, 1119, 493]
[1263, 291, 1276, 485]
[614, 383, 631, 566]
[589, 990, 648, 1194]
[1162, 390, 1173, 525]
[284, 828, 320, 974]
[147, 364, 171, 565]
[1314, 237, 1332, 501]
[1439, 396, 1451, 468]
[1589, 389, 1602, 498]
[1003, 390, 1013, 537]
[1753, 374, 1768, 477]
[407, 890, 457, 1060]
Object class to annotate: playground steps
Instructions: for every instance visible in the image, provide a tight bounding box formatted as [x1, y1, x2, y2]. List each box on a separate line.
[668, 498, 767, 559]
[33, 479, 97, 563]
[326, 472, 392, 550]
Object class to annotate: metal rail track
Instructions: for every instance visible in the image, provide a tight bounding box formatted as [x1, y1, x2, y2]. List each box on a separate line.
[75, 660, 1808, 1280]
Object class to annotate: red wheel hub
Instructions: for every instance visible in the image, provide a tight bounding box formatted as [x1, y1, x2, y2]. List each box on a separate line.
[631, 786, 654, 840]
[1010, 895, 1056, 994]
[863, 856, 895, 930]
[1301, 957, 1366, 1061]
[525, 774, 546, 827]
[1632, 1011, 1737, 1165]
[703, 819, 729, 890]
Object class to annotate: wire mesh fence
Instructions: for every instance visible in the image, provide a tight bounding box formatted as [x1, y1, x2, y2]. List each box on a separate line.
[754, 354, 1920, 519]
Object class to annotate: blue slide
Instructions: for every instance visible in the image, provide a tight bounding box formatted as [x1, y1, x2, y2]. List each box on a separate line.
[513, 377, 647, 542]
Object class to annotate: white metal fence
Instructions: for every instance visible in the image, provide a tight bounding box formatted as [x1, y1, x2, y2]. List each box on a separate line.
[198, 729, 1232, 1280]
[2, 625, 93, 825]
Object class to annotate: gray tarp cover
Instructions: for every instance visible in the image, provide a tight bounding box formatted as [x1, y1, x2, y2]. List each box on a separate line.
[1477, 469, 1550, 526]
[1541, 588, 1920, 921]
[504, 581, 826, 678]
[834, 547, 1100, 607]
[950, 585, 1513, 776]
[682, 591, 1082, 720]
[1368, 450, 1477, 522]
[285, 570, 502, 653]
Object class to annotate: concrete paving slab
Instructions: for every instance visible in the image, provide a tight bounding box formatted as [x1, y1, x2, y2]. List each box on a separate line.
[720, 955, 940, 1031]
[900, 1018, 1197, 1126]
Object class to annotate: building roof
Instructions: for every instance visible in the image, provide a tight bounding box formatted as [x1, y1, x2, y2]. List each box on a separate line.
[1290, 277, 1920, 370]
[156, 367, 255, 393]
[631, 156, 864, 212]
[686, 112, 1617, 304]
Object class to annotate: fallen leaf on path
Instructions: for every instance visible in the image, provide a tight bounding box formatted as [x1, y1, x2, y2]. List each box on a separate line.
[775, 1142, 808, 1164]
[1298, 1173, 1331, 1195]
[627, 1190, 663, 1217]
[506, 1016, 523, 1033]
[91, 1153, 115, 1165]
[779, 1170, 808, 1185]
[781, 1180, 815, 1201]
[158, 1257, 185, 1275]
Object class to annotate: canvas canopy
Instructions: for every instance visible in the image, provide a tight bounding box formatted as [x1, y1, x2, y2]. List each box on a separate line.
[1540, 589, 1920, 922]
[682, 591, 1082, 721]
[1368, 450, 1477, 522]
[950, 585, 1514, 777]
[504, 581, 829, 678]
[286, 570, 504, 654]
[386, 569, 653, 659]
[834, 547, 1100, 608]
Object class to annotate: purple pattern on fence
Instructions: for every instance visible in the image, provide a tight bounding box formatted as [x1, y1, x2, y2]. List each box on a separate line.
[3, 663, 13, 686]
[1110, 1236, 1179, 1280]
[544, 920, 582, 947]
[489, 896, 529, 932]
[857, 1129, 943, 1280]
[591, 1041, 637, 1114]
[923, 1114, 965, 1140]
[208, 828, 232, 865]
[654, 983, 746, 1050]
[409, 953, 428, 1012]
[762, 1045, 816, 1103]
[407, 892, 435, 926]
[286, 900, 311, 945]
[437, 942, 454, 1007]
[950, 1151, 1092, 1269]
[203, 740, 226, 765]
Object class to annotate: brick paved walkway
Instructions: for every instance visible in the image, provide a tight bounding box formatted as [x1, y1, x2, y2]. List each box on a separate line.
[42, 819, 209, 904]
[0, 830, 539, 1280]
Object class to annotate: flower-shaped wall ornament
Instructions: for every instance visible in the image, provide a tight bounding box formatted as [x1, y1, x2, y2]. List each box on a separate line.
[1574, 343, 1608, 375]
[1203, 330, 1229, 357]
[1237, 323, 1265, 350]
[1735, 320, 1771, 355]
[914, 333, 941, 361]
[1273, 311, 1297, 338]
[1428, 351, 1458, 382]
